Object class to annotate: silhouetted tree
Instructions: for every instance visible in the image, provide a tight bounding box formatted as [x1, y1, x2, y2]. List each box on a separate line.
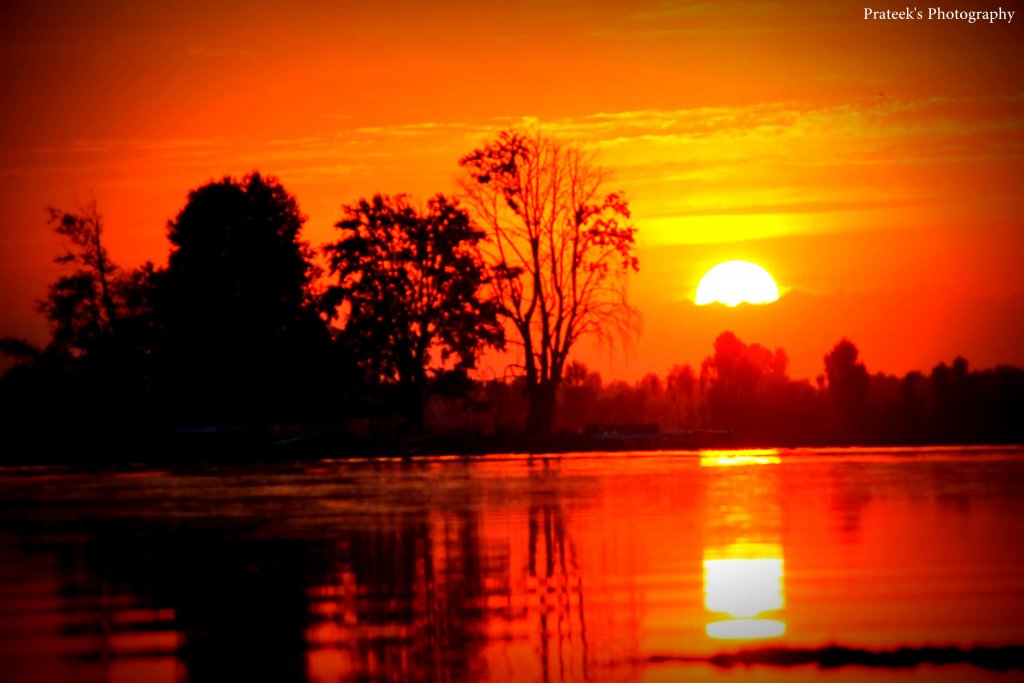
[824, 338, 870, 437]
[900, 370, 927, 441]
[0, 204, 158, 456]
[929, 356, 972, 441]
[981, 365, 1024, 442]
[460, 130, 639, 436]
[323, 194, 503, 432]
[557, 361, 602, 432]
[700, 331, 787, 432]
[34, 203, 156, 363]
[563, 360, 590, 388]
[667, 364, 697, 428]
[154, 172, 327, 427]
[40, 203, 119, 355]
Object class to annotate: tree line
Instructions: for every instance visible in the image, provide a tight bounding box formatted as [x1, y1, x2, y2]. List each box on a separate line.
[499, 332, 1021, 447]
[0, 130, 641, 458]
[1, 129, 1020, 460]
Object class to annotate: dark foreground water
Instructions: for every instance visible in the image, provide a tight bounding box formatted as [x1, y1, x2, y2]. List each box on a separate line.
[1, 446, 1023, 682]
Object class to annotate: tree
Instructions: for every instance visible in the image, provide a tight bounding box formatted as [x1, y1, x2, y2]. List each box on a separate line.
[558, 360, 602, 432]
[15, 203, 156, 384]
[38, 203, 120, 356]
[929, 356, 971, 441]
[155, 172, 326, 425]
[700, 331, 787, 431]
[323, 194, 502, 431]
[459, 130, 639, 436]
[824, 338, 870, 436]
[0, 203, 158, 455]
[666, 364, 697, 428]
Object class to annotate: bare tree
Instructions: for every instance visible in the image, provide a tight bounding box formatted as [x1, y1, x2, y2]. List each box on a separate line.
[459, 130, 639, 436]
[40, 202, 120, 354]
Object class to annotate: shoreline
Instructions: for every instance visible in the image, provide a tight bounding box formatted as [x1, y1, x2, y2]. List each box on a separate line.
[4, 427, 1023, 467]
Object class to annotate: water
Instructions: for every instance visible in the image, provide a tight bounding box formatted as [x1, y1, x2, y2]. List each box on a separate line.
[0, 446, 1022, 682]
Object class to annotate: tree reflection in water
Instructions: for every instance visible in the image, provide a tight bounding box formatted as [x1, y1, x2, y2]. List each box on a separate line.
[2, 450, 1024, 682]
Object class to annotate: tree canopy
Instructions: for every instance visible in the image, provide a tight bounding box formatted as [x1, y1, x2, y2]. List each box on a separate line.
[155, 172, 326, 425]
[323, 193, 502, 430]
[700, 331, 791, 432]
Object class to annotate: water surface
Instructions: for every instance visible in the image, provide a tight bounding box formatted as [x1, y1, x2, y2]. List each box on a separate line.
[1, 446, 1022, 682]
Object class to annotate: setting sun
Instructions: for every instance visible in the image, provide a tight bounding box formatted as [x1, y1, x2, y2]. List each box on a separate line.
[695, 260, 780, 306]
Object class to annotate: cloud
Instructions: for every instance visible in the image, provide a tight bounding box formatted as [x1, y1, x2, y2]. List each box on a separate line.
[355, 121, 496, 138]
[2, 93, 1019, 245]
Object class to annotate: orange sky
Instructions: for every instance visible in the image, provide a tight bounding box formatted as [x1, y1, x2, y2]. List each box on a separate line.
[2, 0, 1022, 381]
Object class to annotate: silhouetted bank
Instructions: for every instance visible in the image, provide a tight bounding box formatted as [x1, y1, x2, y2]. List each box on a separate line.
[4, 280, 1023, 463]
[2, 165, 1022, 464]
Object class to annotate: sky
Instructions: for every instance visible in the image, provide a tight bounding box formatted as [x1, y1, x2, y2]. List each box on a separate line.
[1, 0, 1022, 381]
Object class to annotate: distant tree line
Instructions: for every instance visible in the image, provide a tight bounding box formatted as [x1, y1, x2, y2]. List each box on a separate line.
[475, 332, 1020, 447]
[1, 129, 1020, 461]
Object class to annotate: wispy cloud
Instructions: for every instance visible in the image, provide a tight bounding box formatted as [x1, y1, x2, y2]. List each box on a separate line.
[507, 94, 1024, 243]
[355, 121, 496, 137]
[2, 93, 1019, 246]
[602, 0, 840, 38]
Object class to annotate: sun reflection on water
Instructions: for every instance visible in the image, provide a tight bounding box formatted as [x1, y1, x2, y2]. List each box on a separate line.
[704, 543, 785, 640]
[706, 619, 785, 639]
[700, 449, 781, 467]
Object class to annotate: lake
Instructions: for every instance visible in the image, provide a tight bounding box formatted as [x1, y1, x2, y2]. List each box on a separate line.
[0, 446, 1022, 682]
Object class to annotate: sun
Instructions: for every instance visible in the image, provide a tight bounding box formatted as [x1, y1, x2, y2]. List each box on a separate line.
[696, 261, 780, 306]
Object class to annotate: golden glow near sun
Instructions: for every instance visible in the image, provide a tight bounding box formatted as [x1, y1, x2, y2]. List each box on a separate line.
[700, 448, 782, 467]
[695, 260, 780, 306]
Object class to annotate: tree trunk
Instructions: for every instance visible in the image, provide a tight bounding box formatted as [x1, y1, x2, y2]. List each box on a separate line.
[526, 380, 557, 440]
[402, 375, 427, 435]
